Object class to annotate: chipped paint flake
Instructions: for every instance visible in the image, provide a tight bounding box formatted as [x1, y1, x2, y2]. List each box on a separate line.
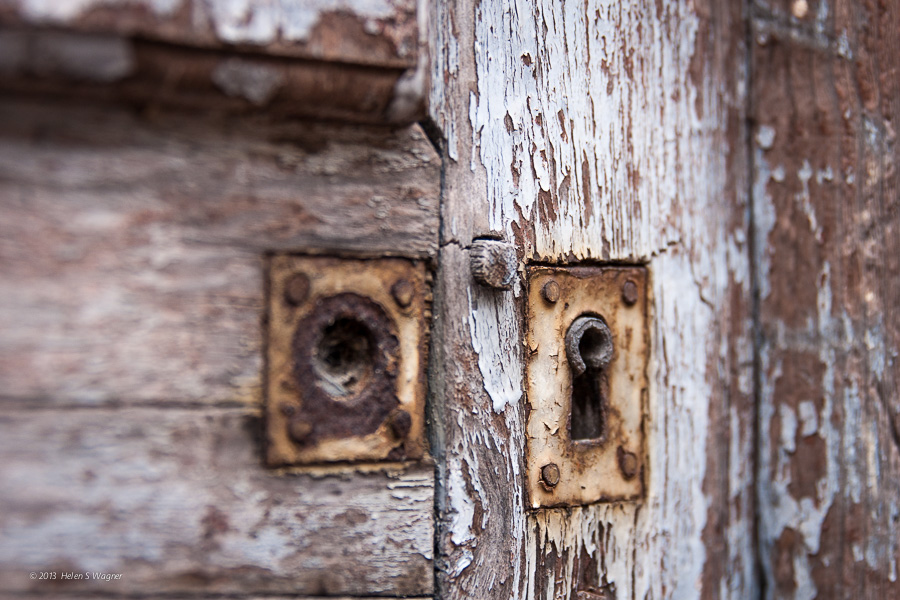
[466, 286, 523, 414]
[19, 0, 181, 21]
[206, 0, 402, 45]
[431, 0, 755, 596]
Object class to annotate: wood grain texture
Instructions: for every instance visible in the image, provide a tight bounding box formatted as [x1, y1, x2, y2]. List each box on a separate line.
[0, 0, 430, 124]
[751, 1, 900, 597]
[429, 0, 754, 598]
[0, 98, 439, 406]
[0, 407, 434, 597]
[0, 0, 419, 68]
[0, 29, 424, 124]
[0, 597, 428, 600]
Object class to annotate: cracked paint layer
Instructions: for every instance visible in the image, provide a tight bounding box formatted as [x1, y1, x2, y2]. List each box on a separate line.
[431, 0, 754, 598]
[1, 0, 420, 67]
[752, 1, 900, 593]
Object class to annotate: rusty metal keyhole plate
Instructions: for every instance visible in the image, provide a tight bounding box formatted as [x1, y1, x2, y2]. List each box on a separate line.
[266, 255, 428, 467]
[525, 265, 649, 508]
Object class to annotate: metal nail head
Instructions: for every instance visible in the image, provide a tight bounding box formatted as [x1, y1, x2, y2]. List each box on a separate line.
[541, 463, 560, 488]
[391, 278, 414, 308]
[541, 280, 560, 303]
[285, 272, 311, 306]
[622, 279, 638, 306]
[470, 239, 516, 290]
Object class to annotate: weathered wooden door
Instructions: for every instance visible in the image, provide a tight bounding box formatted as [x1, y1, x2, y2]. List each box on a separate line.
[1, 1, 898, 599]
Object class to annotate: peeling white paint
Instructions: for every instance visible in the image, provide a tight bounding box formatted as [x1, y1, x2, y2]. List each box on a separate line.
[756, 126, 900, 595]
[212, 58, 283, 105]
[12, 0, 409, 48]
[432, 0, 755, 597]
[798, 400, 818, 436]
[758, 259, 840, 600]
[205, 0, 401, 44]
[0, 409, 435, 592]
[447, 464, 475, 547]
[757, 125, 777, 150]
[754, 145, 778, 305]
[466, 286, 523, 414]
[19, 0, 181, 21]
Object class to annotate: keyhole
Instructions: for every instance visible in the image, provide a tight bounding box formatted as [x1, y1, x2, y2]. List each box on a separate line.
[313, 317, 375, 397]
[565, 316, 614, 441]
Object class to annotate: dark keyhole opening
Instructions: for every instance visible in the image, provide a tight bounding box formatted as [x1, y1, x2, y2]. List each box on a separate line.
[579, 326, 611, 371]
[314, 317, 374, 397]
[565, 315, 613, 442]
[570, 370, 608, 441]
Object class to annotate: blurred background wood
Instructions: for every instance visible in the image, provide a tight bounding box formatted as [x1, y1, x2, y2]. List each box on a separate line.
[751, 1, 900, 597]
[0, 1, 437, 597]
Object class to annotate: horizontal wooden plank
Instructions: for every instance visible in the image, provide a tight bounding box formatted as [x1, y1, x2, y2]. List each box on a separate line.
[0, 596, 430, 600]
[0, 597, 430, 600]
[0, 99, 439, 405]
[0, 0, 419, 69]
[0, 407, 434, 597]
[0, 29, 424, 123]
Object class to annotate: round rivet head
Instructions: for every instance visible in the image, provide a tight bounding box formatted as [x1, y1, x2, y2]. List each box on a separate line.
[285, 273, 311, 306]
[388, 409, 412, 439]
[288, 419, 313, 445]
[622, 279, 639, 306]
[541, 463, 560, 488]
[617, 447, 638, 480]
[391, 279, 415, 308]
[541, 280, 560, 303]
[470, 239, 516, 290]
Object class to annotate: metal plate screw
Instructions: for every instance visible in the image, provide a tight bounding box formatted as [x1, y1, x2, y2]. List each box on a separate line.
[391, 278, 414, 308]
[388, 409, 412, 439]
[621, 279, 638, 306]
[285, 272, 311, 306]
[541, 280, 560, 303]
[288, 419, 313, 444]
[470, 239, 516, 290]
[541, 463, 560, 488]
[617, 447, 638, 480]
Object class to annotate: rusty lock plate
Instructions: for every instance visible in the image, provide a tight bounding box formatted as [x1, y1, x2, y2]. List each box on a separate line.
[525, 265, 649, 508]
[265, 255, 428, 466]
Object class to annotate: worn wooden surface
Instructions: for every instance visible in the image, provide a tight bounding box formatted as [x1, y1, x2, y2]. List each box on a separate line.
[0, 98, 439, 406]
[0, 28, 424, 123]
[751, 1, 900, 597]
[0, 94, 438, 598]
[0, 597, 424, 600]
[0, 0, 419, 68]
[0, 408, 434, 597]
[429, 0, 754, 598]
[0, 0, 428, 123]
